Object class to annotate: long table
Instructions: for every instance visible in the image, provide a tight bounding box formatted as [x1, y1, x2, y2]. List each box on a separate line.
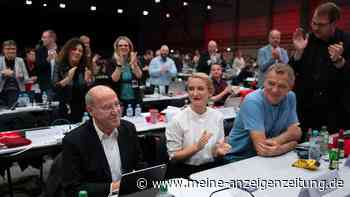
[189, 152, 350, 197]
[122, 106, 236, 134]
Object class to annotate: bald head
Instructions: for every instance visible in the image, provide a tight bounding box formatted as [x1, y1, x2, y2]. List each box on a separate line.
[208, 40, 217, 54]
[160, 45, 169, 59]
[268, 29, 281, 48]
[86, 85, 116, 107]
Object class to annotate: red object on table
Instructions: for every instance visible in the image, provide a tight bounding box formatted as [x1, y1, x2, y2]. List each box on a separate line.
[330, 135, 350, 158]
[25, 82, 33, 92]
[146, 110, 166, 124]
[239, 89, 254, 102]
[0, 131, 31, 148]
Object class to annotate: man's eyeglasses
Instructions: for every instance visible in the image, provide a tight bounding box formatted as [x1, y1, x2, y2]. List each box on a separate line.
[311, 20, 331, 28]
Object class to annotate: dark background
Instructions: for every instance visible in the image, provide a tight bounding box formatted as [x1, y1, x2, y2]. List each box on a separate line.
[0, 0, 349, 56]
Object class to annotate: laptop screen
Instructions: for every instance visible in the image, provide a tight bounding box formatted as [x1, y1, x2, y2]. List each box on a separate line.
[118, 164, 167, 196]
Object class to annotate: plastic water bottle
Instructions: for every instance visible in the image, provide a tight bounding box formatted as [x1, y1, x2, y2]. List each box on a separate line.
[126, 104, 134, 117]
[81, 112, 90, 124]
[17, 93, 24, 106]
[42, 91, 48, 105]
[135, 104, 142, 117]
[309, 130, 321, 161]
[319, 126, 329, 155]
[23, 93, 30, 106]
[154, 86, 159, 96]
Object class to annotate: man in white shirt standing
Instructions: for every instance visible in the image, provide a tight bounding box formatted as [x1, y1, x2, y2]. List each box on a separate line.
[62, 85, 144, 197]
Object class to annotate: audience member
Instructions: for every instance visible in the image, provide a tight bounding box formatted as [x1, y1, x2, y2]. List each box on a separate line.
[210, 64, 233, 107]
[36, 29, 59, 101]
[62, 85, 144, 197]
[257, 29, 289, 87]
[225, 64, 301, 162]
[166, 73, 231, 178]
[290, 2, 350, 133]
[53, 38, 92, 123]
[197, 40, 222, 75]
[0, 40, 29, 107]
[149, 45, 177, 94]
[108, 36, 143, 114]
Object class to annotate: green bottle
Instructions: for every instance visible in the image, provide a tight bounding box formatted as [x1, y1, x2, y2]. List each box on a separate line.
[79, 190, 88, 197]
[329, 148, 338, 170]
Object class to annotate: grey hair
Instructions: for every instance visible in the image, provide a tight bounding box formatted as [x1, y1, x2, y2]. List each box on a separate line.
[85, 91, 94, 106]
[265, 63, 295, 85]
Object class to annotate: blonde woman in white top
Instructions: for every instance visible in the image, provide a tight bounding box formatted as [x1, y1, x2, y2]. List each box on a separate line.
[166, 72, 231, 178]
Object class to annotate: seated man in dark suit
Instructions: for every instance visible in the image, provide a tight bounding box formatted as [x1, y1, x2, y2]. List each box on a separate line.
[62, 85, 145, 197]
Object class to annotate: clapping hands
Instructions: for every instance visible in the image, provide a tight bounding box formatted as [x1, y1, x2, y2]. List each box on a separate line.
[214, 138, 231, 157]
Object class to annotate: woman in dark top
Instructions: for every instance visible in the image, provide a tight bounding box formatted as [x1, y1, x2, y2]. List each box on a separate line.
[24, 48, 41, 101]
[53, 38, 92, 123]
[210, 63, 233, 106]
[108, 36, 142, 114]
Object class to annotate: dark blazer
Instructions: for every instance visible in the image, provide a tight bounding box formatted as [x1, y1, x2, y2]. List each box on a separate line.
[196, 52, 211, 74]
[62, 119, 144, 197]
[36, 46, 52, 91]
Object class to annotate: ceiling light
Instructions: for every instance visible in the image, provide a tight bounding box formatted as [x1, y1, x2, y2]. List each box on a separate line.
[143, 10, 149, 16]
[90, 5, 96, 11]
[207, 5, 212, 10]
[166, 13, 170, 18]
[170, 49, 174, 53]
[117, 9, 123, 14]
[155, 0, 161, 3]
[59, 3, 66, 8]
[183, 1, 188, 6]
[25, 0, 32, 5]
[43, 3, 47, 7]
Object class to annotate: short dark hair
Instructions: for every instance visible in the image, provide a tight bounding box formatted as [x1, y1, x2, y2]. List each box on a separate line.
[315, 2, 341, 23]
[2, 40, 17, 48]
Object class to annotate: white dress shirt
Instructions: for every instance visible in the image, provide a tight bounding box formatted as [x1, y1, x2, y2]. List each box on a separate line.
[93, 119, 122, 181]
[166, 106, 225, 166]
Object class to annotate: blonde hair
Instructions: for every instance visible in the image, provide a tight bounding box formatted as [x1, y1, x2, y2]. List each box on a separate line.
[187, 72, 214, 95]
[112, 36, 134, 65]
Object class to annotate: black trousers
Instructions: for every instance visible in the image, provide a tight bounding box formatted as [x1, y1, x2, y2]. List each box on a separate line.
[0, 89, 19, 108]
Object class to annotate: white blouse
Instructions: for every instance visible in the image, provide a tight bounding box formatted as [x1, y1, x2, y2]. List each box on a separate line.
[166, 106, 225, 166]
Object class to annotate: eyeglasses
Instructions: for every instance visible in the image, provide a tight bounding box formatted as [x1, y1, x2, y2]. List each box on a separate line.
[311, 20, 331, 28]
[97, 102, 121, 113]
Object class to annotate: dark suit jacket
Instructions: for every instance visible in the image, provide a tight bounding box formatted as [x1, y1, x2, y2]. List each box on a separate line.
[36, 46, 52, 91]
[196, 52, 211, 74]
[62, 119, 144, 197]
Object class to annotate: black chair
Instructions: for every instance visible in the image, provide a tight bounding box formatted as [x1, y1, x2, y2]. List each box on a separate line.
[39, 153, 65, 197]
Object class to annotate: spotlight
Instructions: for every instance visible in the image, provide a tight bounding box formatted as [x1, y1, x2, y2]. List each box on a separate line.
[59, 3, 66, 8]
[143, 10, 149, 16]
[183, 1, 188, 6]
[25, 0, 32, 5]
[90, 5, 96, 11]
[117, 9, 123, 14]
[207, 5, 212, 10]
[166, 13, 170, 18]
